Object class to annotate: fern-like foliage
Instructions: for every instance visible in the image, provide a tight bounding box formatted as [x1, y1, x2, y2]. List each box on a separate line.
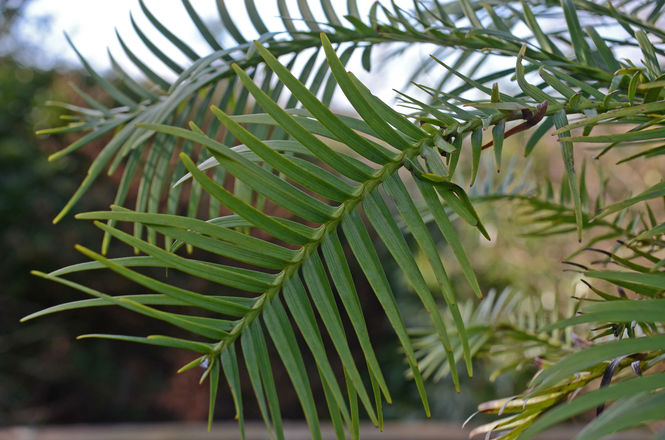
[28, 1, 665, 439]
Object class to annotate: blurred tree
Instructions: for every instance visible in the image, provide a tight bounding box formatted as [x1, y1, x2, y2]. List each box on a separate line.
[0, 1, 197, 424]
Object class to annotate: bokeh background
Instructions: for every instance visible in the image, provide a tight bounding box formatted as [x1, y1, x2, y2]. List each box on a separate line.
[3, 0, 657, 430]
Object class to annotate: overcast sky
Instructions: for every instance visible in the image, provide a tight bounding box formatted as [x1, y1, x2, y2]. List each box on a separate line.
[18, 1, 434, 103]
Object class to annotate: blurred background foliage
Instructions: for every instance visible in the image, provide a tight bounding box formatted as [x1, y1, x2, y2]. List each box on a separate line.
[1, 0, 202, 424]
[4, 0, 662, 430]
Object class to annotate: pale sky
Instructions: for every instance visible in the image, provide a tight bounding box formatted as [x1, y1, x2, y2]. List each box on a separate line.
[16, 1, 637, 107]
[18, 0, 431, 106]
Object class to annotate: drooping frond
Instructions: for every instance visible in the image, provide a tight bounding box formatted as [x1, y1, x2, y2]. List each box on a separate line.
[30, 1, 665, 439]
[29, 32, 497, 438]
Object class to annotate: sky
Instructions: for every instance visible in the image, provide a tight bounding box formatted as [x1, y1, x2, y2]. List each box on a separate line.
[14, 1, 640, 107]
[16, 0, 430, 106]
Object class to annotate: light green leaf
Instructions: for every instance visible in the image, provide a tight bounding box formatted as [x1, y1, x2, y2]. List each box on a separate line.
[178, 152, 316, 245]
[21, 294, 252, 323]
[70, 245, 252, 316]
[383, 174, 472, 375]
[302, 253, 378, 424]
[518, 373, 665, 439]
[221, 345, 245, 439]
[281, 276, 352, 427]
[576, 391, 665, 440]
[263, 299, 322, 440]
[363, 191, 459, 390]
[76, 334, 213, 354]
[321, 232, 391, 404]
[531, 334, 665, 391]
[553, 110, 584, 241]
[341, 212, 430, 416]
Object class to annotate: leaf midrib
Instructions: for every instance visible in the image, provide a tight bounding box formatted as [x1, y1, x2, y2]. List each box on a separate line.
[213, 139, 425, 353]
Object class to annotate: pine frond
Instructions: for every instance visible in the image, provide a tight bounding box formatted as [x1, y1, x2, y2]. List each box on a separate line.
[30, 1, 665, 438]
[29, 33, 494, 438]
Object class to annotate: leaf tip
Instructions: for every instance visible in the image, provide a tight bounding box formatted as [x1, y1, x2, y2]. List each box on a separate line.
[52, 209, 67, 224]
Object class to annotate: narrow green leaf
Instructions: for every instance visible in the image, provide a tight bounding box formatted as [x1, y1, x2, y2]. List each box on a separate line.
[321, 232, 392, 404]
[207, 355, 220, 431]
[341, 212, 430, 416]
[471, 128, 482, 186]
[492, 120, 505, 172]
[240, 327, 274, 438]
[410, 166, 490, 240]
[107, 51, 159, 101]
[542, 65, 606, 100]
[253, 43, 399, 163]
[78, 210, 299, 263]
[21, 293, 252, 322]
[47, 117, 129, 162]
[320, 0, 341, 26]
[115, 29, 170, 90]
[383, 175, 472, 375]
[459, 0, 482, 28]
[210, 96, 357, 202]
[186, 121, 337, 224]
[321, 378, 346, 440]
[593, 181, 665, 220]
[93, 221, 275, 292]
[182, 0, 223, 51]
[363, 191, 459, 390]
[585, 270, 665, 291]
[302, 254, 378, 424]
[69, 245, 251, 316]
[296, 0, 322, 32]
[76, 333, 213, 354]
[348, 72, 428, 140]
[585, 25, 621, 72]
[282, 276, 352, 426]
[128, 16, 183, 75]
[221, 345, 245, 439]
[321, 34, 411, 151]
[214, 101, 374, 185]
[347, 373, 360, 440]
[148, 224, 287, 269]
[139, 0, 199, 60]
[561, 0, 593, 64]
[531, 333, 665, 391]
[553, 110, 583, 241]
[542, 299, 665, 331]
[636, 30, 661, 79]
[554, 102, 665, 134]
[244, 0, 270, 35]
[64, 33, 137, 109]
[413, 177, 483, 298]
[519, 373, 665, 439]
[525, 116, 554, 156]
[178, 152, 315, 245]
[263, 299, 322, 440]
[31, 270, 233, 340]
[66, 82, 112, 117]
[248, 322, 285, 440]
[539, 67, 576, 99]
[347, 0, 360, 18]
[521, 1, 563, 56]
[576, 391, 665, 440]
[482, 3, 510, 32]
[276, 0, 299, 36]
[216, 0, 247, 44]
[516, 45, 551, 102]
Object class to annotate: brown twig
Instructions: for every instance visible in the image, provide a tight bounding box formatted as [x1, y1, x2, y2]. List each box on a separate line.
[481, 101, 549, 150]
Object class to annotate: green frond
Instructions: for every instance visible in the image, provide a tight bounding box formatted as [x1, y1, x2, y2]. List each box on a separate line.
[30, 1, 665, 438]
